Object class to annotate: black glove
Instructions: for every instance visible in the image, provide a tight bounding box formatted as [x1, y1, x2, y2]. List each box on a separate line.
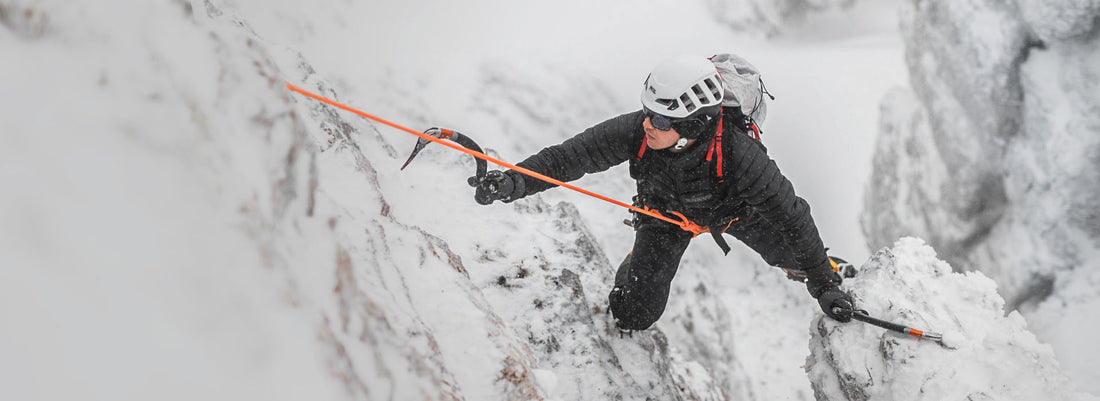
[804, 260, 854, 322]
[469, 170, 525, 205]
[816, 285, 854, 322]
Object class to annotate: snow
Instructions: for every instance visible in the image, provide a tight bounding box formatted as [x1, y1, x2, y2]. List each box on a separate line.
[531, 369, 559, 397]
[1, 0, 1095, 400]
[939, 330, 965, 349]
[1, 3, 345, 400]
[808, 238, 1096, 401]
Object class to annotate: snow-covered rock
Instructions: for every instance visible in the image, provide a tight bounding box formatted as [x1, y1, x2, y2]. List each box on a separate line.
[866, 0, 1100, 305]
[807, 238, 1096, 401]
[1, 1, 744, 400]
[863, 0, 1100, 393]
[865, 0, 1028, 273]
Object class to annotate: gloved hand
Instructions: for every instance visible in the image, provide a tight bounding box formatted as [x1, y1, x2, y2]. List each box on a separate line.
[805, 260, 854, 322]
[469, 170, 525, 205]
[817, 285, 855, 322]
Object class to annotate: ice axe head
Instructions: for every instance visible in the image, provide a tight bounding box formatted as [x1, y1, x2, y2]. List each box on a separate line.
[401, 128, 454, 171]
[400, 128, 488, 183]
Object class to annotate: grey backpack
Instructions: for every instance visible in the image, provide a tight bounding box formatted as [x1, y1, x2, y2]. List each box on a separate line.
[709, 53, 773, 140]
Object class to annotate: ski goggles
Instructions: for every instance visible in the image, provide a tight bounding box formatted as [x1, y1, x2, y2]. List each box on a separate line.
[644, 108, 707, 138]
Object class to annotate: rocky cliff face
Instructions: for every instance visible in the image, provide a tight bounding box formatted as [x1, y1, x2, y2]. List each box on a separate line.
[862, 0, 1100, 393]
[1, 1, 744, 400]
[865, 0, 1100, 306]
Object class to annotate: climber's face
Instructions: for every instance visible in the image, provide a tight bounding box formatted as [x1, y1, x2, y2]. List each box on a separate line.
[643, 115, 684, 150]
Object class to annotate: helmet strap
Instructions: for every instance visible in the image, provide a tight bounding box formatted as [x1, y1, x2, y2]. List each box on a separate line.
[673, 138, 689, 150]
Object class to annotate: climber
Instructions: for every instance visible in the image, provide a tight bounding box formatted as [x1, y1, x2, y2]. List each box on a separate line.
[470, 54, 854, 331]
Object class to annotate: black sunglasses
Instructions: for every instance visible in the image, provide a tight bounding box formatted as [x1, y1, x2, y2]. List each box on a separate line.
[644, 108, 706, 137]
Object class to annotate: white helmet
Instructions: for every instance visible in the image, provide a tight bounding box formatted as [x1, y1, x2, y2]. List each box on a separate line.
[640, 55, 725, 119]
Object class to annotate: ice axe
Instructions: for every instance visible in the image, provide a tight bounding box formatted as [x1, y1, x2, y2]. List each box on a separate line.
[401, 127, 489, 185]
[836, 308, 952, 349]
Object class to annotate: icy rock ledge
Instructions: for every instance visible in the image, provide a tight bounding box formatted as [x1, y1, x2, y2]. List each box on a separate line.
[806, 237, 1097, 401]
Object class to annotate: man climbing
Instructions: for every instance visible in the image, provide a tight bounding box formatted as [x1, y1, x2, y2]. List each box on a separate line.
[469, 54, 854, 331]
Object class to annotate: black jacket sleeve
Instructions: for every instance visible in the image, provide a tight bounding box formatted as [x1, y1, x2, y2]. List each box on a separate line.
[724, 127, 837, 294]
[511, 111, 644, 195]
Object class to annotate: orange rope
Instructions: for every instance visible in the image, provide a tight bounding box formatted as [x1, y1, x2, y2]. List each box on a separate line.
[284, 82, 692, 229]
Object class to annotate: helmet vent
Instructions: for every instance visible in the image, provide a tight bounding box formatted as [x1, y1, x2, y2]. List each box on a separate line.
[680, 93, 696, 112]
[655, 98, 678, 111]
[703, 77, 722, 100]
[691, 84, 710, 105]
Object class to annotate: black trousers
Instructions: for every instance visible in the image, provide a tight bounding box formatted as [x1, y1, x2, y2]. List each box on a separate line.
[609, 211, 797, 330]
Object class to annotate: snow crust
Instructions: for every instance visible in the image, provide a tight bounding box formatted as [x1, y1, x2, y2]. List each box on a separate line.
[808, 238, 1096, 401]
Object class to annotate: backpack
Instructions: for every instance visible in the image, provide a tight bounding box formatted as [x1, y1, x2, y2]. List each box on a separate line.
[709, 53, 773, 141]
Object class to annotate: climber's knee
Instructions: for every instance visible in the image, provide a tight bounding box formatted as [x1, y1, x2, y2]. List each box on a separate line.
[608, 286, 665, 331]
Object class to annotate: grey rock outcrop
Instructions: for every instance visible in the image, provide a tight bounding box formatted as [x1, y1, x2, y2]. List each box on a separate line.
[863, 2, 1100, 393]
[863, 0, 1100, 309]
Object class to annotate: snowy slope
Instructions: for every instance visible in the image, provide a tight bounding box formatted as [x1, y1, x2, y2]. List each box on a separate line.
[8, 0, 1090, 400]
[1, 1, 350, 399]
[0, 1, 751, 399]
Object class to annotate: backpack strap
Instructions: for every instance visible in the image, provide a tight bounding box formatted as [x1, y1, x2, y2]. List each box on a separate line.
[747, 116, 761, 141]
[705, 114, 725, 183]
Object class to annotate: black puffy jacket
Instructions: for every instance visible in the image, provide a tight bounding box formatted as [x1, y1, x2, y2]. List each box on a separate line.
[513, 108, 834, 276]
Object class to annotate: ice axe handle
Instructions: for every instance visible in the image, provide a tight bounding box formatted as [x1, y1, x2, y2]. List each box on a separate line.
[451, 132, 488, 182]
[845, 309, 944, 342]
[846, 309, 907, 332]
